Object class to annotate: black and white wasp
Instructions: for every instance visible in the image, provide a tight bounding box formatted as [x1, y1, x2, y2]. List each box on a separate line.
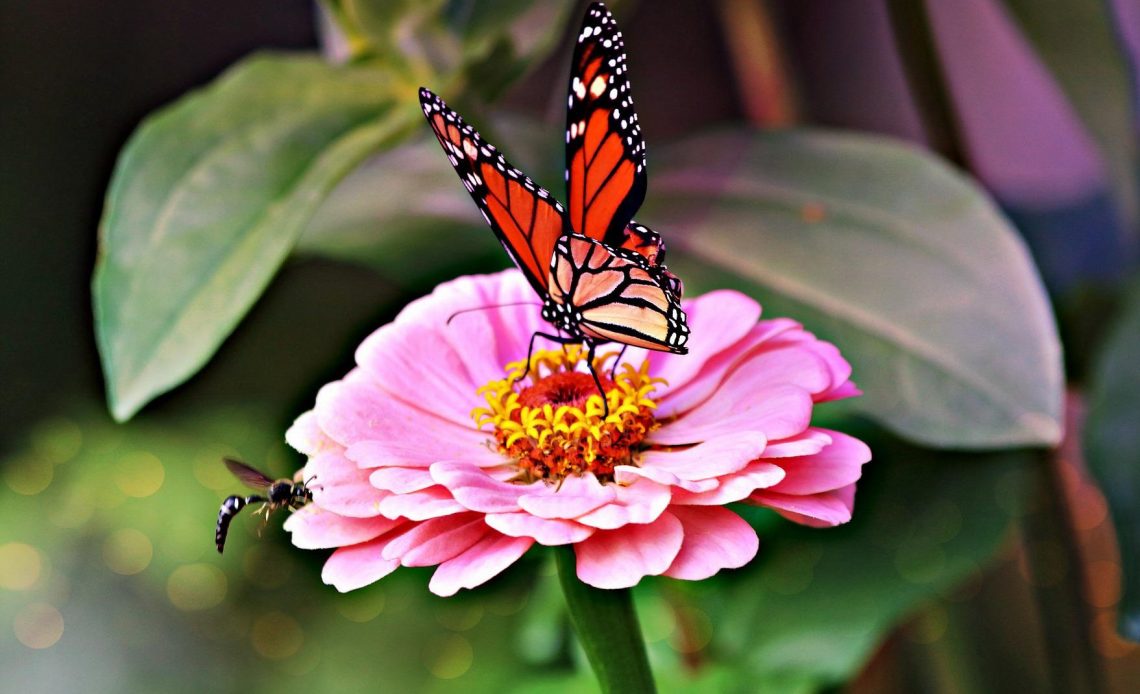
[215, 457, 313, 554]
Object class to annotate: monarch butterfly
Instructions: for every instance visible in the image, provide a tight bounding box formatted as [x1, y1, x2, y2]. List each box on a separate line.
[420, 2, 688, 406]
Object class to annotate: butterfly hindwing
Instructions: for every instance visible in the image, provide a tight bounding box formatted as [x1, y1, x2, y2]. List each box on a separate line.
[565, 2, 647, 246]
[549, 235, 688, 353]
[420, 88, 570, 294]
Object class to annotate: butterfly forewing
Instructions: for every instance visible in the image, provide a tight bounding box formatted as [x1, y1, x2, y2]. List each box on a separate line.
[419, 88, 571, 295]
[223, 457, 274, 490]
[566, 2, 647, 246]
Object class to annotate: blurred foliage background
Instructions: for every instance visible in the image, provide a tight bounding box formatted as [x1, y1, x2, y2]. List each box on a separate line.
[3, 0, 1140, 691]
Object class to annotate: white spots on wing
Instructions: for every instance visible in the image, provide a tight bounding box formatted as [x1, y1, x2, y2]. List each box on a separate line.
[572, 76, 586, 100]
[480, 146, 491, 157]
[609, 88, 618, 100]
[589, 75, 607, 98]
[462, 139, 478, 160]
[612, 108, 620, 119]
[570, 121, 578, 139]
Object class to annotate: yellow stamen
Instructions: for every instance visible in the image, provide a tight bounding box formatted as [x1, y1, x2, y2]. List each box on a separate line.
[471, 347, 665, 483]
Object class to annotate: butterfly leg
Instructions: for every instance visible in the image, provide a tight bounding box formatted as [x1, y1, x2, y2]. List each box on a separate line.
[513, 331, 580, 387]
[609, 344, 628, 380]
[585, 341, 611, 418]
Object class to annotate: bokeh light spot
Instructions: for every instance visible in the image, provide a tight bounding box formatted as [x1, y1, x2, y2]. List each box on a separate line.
[426, 634, 473, 679]
[336, 588, 387, 623]
[13, 602, 64, 649]
[103, 529, 153, 576]
[31, 418, 83, 464]
[435, 602, 484, 631]
[115, 452, 165, 498]
[167, 564, 227, 611]
[0, 543, 43, 590]
[4, 454, 53, 495]
[251, 611, 304, 660]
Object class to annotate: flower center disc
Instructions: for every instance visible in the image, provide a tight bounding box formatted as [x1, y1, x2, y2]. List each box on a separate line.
[473, 347, 663, 483]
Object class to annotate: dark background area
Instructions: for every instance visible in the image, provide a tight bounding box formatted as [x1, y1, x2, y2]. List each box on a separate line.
[1, 1, 318, 445]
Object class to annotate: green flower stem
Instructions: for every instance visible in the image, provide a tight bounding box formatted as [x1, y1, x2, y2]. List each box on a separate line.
[554, 546, 656, 693]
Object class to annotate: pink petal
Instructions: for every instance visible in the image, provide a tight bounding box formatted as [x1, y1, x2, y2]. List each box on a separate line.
[285, 410, 338, 456]
[429, 461, 533, 513]
[377, 486, 467, 520]
[315, 370, 481, 449]
[574, 512, 685, 588]
[484, 512, 595, 545]
[612, 464, 719, 493]
[516, 474, 616, 519]
[751, 483, 858, 527]
[574, 479, 673, 529]
[730, 345, 833, 397]
[307, 450, 387, 518]
[817, 381, 862, 402]
[368, 466, 437, 494]
[760, 429, 833, 458]
[285, 505, 403, 549]
[663, 506, 759, 580]
[650, 384, 813, 445]
[648, 290, 761, 396]
[346, 433, 503, 469]
[321, 536, 401, 592]
[355, 322, 479, 426]
[657, 318, 802, 416]
[671, 461, 785, 505]
[770, 431, 871, 496]
[381, 514, 488, 566]
[429, 533, 534, 597]
[638, 432, 768, 481]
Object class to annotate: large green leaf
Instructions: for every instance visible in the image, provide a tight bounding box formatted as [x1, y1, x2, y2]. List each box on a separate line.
[1001, 0, 1140, 233]
[93, 54, 420, 422]
[710, 438, 1034, 689]
[644, 129, 1063, 448]
[1085, 279, 1140, 641]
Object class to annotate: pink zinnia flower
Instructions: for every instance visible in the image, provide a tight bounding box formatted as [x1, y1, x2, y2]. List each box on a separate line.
[284, 270, 871, 596]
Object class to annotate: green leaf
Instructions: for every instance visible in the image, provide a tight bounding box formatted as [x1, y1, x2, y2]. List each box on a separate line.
[1001, 0, 1140, 233]
[1085, 279, 1140, 641]
[93, 53, 420, 421]
[296, 138, 504, 285]
[339, 0, 574, 99]
[711, 437, 1034, 688]
[644, 128, 1063, 448]
[298, 114, 558, 284]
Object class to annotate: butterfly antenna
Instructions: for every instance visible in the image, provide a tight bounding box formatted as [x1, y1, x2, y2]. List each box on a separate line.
[446, 301, 541, 326]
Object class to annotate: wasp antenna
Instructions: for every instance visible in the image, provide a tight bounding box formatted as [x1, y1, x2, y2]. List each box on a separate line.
[446, 301, 541, 326]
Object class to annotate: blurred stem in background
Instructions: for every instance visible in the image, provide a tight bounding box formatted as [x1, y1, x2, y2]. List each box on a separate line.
[714, 0, 797, 126]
